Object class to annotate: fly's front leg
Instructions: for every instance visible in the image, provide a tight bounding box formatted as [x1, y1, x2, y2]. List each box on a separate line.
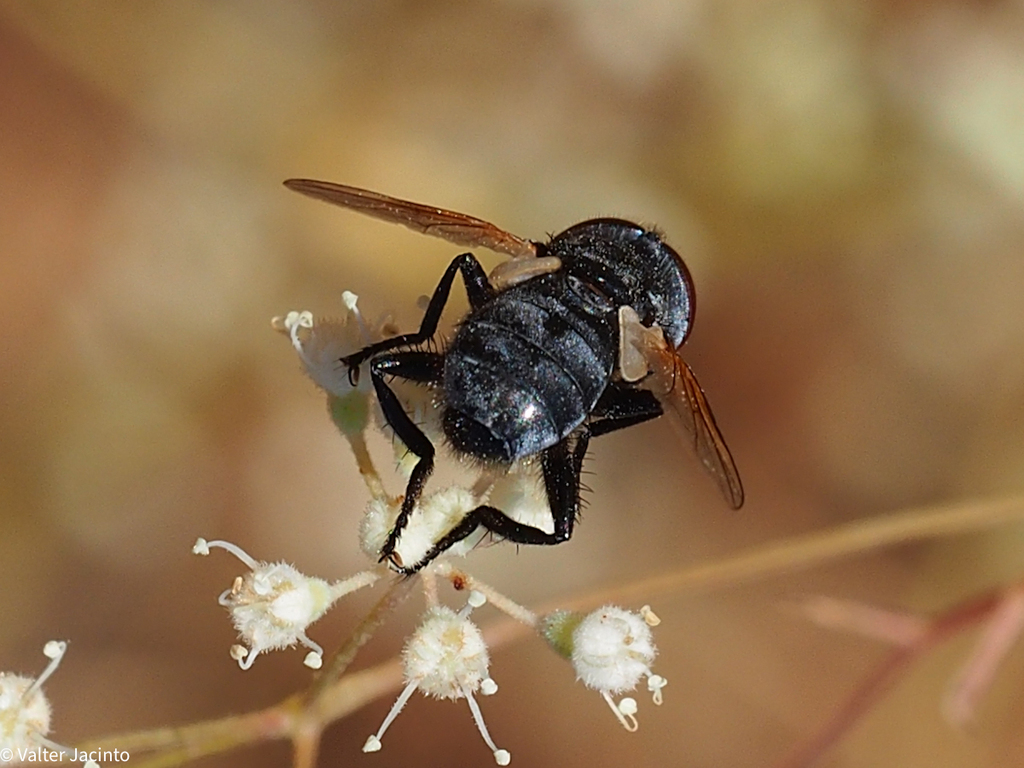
[368, 352, 445, 565]
[341, 252, 494, 385]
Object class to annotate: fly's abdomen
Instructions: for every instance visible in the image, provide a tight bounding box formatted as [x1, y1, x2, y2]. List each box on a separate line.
[442, 288, 614, 462]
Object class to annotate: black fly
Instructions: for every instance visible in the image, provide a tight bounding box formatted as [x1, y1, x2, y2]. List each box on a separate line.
[285, 179, 744, 574]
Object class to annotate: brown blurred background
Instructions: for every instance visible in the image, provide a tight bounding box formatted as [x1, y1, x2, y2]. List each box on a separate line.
[2, 1, 1024, 766]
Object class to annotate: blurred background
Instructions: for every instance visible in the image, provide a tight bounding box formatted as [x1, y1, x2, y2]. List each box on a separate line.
[2, 1, 1024, 766]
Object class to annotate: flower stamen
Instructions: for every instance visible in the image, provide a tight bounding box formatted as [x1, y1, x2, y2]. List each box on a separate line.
[465, 687, 510, 764]
[602, 693, 639, 732]
[647, 674, 668, 705]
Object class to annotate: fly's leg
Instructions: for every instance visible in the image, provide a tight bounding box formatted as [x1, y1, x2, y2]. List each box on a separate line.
[400, 434, 590, 574]
[589, 382, 664, 436]
[341, 253, 494, 383]
[367, 351, 445, 565]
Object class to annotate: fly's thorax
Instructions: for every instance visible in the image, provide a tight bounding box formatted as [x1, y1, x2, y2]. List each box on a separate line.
[547, 219, 695, 347]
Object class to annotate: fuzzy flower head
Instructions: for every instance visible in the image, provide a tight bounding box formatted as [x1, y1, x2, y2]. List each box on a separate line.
[0, 641, 96, 766]
[402, 602, 490, 700]
[363, 592, 509, 765]
[541, 604, 667, 731]
[361, 486, 487, 571]
[1, 642, 60, 758]
[193, 538, 378, 670]
[485, 463, 553, 533]
[359, 468, 555, 574]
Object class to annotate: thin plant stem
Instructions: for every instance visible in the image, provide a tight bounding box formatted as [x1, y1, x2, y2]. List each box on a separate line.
[943, 583, 1024, 725]
[305, 573, 418, 704]
[422, 567, 439, 608]
[569, 493, 1024, 609]
[345, 430, 389, 502]
[435, 563, 539, 626]
[291, 716, 322, 768]
[773, 587, 1006, 768]
[75, 702, 298, 765]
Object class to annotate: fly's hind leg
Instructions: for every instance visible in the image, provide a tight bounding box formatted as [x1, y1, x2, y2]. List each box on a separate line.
[399, 386, 666, 573]
[401, 434, 590, 574]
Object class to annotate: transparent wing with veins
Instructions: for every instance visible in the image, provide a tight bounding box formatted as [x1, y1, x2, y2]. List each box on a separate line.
[284, 178, 538, 260]
[620, 306, 745, 509]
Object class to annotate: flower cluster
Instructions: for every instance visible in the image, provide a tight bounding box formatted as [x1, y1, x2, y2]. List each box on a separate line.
[360, 486, 488, 570]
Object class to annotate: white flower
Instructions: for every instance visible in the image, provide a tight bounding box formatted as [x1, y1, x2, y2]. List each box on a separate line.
[193, 538, 379, 669]
[0, 641, 97, 766]
[275, 295, 448, 450]
[274, 293, 372, 397]
[403, 603, 490, 699]
[572, 606, 657, 693]
[541, 605, 667, 731]
[273, 293, 399, 438]
[363, 592, 509, 765]
[485, 463, 553, 533]
[360, 486, 487, 571]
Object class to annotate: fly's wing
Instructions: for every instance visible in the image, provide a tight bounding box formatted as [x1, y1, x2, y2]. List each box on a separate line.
[284, 179, 537, 259]
[620, 307, 744, 508]
[664, 356, 745, 509]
